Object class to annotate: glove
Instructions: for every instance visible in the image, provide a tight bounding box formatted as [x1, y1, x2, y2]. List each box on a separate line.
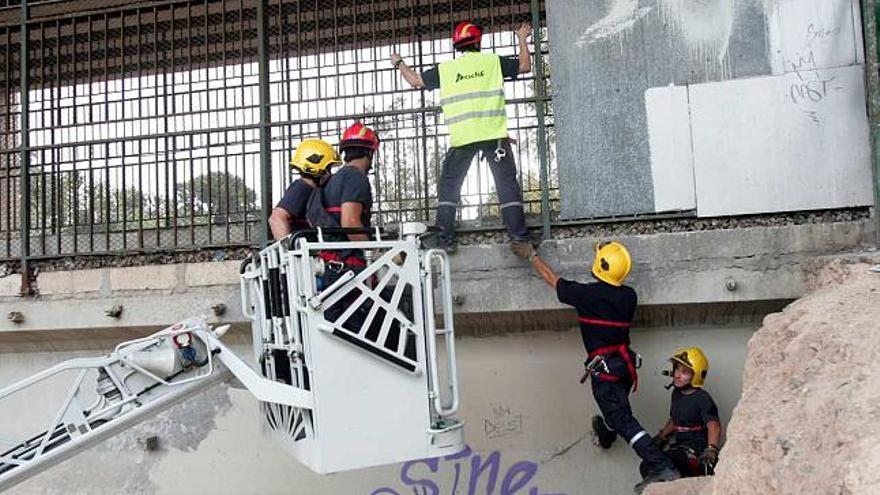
[700, 445, 719, 466]
[511, 240, 536, 260]
[652, 434, 670, 450]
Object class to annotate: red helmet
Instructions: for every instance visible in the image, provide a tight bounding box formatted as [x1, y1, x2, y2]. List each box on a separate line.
[452, 21, 482, 48]
[339, 122, 380, 151]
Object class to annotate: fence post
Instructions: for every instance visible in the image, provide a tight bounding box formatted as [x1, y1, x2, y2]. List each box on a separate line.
[257, 0, 272, 247]
[862, 0, 880, 244]
[530, 0, 551, 240]
[18, 0, 33, 295]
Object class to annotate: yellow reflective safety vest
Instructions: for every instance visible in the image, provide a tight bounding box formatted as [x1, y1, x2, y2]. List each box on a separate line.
[438, 52, 508, 147]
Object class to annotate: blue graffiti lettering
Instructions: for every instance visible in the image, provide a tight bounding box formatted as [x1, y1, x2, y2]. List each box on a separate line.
[500, 461, 537, 495]
[401, 457, 441, 495]
[369, 446, 566, 495]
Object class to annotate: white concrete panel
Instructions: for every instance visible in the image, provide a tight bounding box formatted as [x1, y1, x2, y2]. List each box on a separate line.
[769, 0, 863, 74]
[645, 85, 696, 212]
[690, 64, 872, 217]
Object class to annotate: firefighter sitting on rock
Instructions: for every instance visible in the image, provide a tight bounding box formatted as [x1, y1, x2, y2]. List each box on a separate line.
[649, 347, 722, 481]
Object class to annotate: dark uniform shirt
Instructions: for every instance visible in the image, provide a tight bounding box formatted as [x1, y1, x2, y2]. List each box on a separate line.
[276, 179, 314, 229]
[670, 388, 719, 451]
[321, 165, 372, 226]
[555, 279, 637, 354]
[421, 55, 521, 91]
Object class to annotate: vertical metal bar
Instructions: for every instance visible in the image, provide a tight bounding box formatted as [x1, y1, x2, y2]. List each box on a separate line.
[530, 0, 550, 240]
[170, 4, 178, 247]
[222, 0, 230, 243]
[4, 27, 12, 259]
[416, 4, 429, 223]
[103, 13, 110, 251]
[187, 3, 195, 246]
[71, 18, 79, 254]
[87, 14, 94, 252]
[136, 8, 144, 249]
[257, 0, 272, 247]
[204, 0, 212, 245]
[54, 18, 61, 255]
[863, 0, 880, 243]
[120, 11, 127, 250]
[153, 6, 161, 247]
[36, 20, 46, 257]
[19, 0, 32, 294]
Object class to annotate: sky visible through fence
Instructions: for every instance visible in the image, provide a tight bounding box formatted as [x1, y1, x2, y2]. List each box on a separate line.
[0, 0, 555, 260]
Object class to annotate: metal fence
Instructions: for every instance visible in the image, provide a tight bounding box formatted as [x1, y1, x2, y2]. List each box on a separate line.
[0, 0, 555, 265]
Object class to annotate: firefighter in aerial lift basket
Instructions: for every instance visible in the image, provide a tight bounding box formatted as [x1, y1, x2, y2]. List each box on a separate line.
[269, 138, 341, 241]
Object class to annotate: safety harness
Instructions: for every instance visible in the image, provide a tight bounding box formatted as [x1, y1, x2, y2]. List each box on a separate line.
[579, 316, 640, 392]
[306, 188, 365, 267]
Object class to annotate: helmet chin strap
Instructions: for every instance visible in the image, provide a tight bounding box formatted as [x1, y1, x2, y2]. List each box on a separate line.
[661, 369, 693, 390]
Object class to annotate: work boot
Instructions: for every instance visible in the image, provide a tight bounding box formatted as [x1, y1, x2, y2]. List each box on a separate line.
[426, 234, 457, 255]
[437, 239, 458, 255]
[633, 467, 680, 494]
[591, 415, 617, 449]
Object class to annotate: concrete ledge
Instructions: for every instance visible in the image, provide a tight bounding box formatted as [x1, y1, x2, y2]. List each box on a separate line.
[0, 220, 873, 342]
[185, 261, 242, 287]
[38, 268, 103, 295]
[0, 274, 20, 297]
[450, 220, 871, 313]
[109, 265, 177, 291]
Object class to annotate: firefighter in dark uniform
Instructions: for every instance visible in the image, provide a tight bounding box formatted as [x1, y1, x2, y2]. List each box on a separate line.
[391, 21, 533, 254]
[268, 138, 340, 241]
[651, 347, 721, 480]
[513, 241, 680, 493]
[306, 123, 379, 330]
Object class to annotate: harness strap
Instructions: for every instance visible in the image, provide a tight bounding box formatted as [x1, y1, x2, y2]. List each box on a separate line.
[588, 343, 639, 393]
[673, 424, 706, 433]
[319, 251, 366, 267]
[577, 316, 631, 328]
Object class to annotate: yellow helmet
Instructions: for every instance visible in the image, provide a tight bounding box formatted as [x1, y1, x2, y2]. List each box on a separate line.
[290, 139, 341, 178]
[591, 241, 632, 286]
[670, 347, 710, 388]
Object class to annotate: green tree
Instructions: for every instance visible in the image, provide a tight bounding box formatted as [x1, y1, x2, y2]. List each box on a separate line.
[175, 171, 257, 224]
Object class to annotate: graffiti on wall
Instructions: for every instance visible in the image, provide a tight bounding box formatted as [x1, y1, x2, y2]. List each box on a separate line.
[369, 446, 566, 495]
[483, 404, 524, 439]
[784, 14, 851, 125]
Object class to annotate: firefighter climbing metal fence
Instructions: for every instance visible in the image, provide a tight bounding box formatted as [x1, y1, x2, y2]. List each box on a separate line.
[0, 0, 554, 272]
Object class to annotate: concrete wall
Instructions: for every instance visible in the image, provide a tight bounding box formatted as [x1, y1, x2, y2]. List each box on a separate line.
[549, 0, 873, 219]
[1, 220, 866, 340]
[1, 326, 756, 495]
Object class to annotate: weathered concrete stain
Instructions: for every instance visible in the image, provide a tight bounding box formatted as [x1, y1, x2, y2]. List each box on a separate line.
[7, 383, 233, 495]
[575, 0, 653, 47]
[658, 0, 737, 77]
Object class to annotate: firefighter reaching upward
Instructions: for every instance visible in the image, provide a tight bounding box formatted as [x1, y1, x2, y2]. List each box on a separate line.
[512, 241, 681, 493]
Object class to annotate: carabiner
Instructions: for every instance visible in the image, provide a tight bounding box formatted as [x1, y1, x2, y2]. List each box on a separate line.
[493, 139, 507, 163]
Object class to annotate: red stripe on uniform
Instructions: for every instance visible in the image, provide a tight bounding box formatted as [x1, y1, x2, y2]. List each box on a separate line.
[325, 207, 342, 213]
[577, 317, 631, 328]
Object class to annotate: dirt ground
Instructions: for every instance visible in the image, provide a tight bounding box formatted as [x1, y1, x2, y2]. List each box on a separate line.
[646, 261, 880, 495]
